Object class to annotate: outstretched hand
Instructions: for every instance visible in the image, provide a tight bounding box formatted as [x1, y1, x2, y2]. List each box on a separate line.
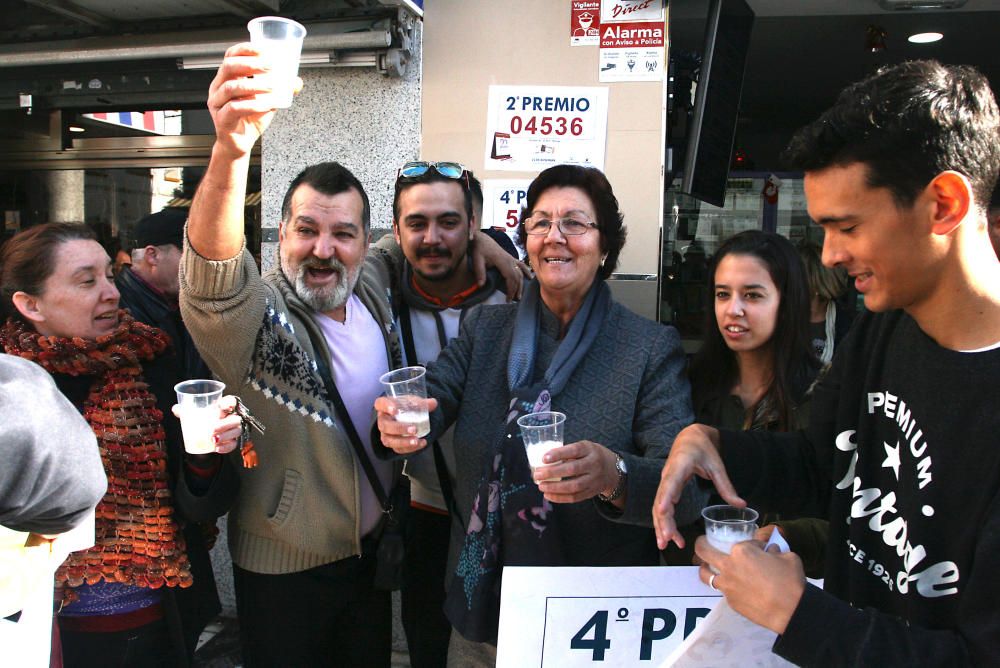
[652, 423, 744, 550]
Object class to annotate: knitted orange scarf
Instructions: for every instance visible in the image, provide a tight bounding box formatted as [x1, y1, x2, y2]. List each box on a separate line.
[0, 312, 194, 594]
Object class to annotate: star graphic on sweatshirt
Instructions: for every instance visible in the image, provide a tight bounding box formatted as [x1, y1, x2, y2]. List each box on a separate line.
[882, 441, 901, 480]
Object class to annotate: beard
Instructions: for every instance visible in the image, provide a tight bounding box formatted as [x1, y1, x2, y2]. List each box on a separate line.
[282, 253, 361, 313]
[413, 244, 461, 282]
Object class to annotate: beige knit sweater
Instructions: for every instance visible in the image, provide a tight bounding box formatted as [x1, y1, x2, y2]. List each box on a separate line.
[179, 236, 401, 574]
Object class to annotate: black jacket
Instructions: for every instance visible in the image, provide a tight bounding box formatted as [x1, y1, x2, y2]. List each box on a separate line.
[113, 268, 237, 665]
[720, 310, 1000, 666]
[116, 267, 210, 383]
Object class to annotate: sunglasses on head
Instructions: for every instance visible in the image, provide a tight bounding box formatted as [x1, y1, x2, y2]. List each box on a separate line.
[397, 161, 468, 184]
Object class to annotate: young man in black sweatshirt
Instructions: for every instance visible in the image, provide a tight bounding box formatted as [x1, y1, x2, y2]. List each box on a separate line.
[653, 60, 1000, 666]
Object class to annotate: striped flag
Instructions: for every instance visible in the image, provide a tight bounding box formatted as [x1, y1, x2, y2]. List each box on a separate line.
[84, 111, 166, 134]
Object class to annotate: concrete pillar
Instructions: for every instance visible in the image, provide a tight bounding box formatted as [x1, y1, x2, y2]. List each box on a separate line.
[45, 170, 85, 223]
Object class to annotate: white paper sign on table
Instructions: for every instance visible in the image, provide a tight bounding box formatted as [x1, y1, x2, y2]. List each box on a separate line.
[0, 509, 96, 668]
[664, 598, 796, 668]
[497, 566, 721, 667]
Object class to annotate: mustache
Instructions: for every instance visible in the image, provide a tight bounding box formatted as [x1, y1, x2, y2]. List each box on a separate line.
[300, 256, 346, 272]
[416, 245, 452, 259]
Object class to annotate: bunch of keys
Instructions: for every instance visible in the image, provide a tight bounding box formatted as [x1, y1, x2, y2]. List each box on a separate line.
[230, 397, 265, 469]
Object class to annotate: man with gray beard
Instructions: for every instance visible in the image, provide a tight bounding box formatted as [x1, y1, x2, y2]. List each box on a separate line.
[179, 44, 402, 667]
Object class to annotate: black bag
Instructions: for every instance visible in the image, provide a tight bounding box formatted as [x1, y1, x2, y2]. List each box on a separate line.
[373, 479, 409, 591]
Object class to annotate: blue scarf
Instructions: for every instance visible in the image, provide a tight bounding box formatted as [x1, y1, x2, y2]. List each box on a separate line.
[507, 278, 610, 397]
[445, 277, 612, 644]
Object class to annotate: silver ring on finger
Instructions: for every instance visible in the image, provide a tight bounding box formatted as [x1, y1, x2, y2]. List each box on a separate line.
[709, 574, 719, 591]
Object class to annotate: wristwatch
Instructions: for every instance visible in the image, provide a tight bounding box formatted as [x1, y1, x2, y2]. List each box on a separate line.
[599, 453, 628, 502]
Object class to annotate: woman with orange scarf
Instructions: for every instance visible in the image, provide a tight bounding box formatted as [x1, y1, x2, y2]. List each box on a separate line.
[1, 223, 242, 668]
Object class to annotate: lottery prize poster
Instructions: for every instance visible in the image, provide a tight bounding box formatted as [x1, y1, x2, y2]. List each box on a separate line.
[601, 0, 664, 23]
[571, 1, 601, 46]
[484, 85, 609, 172]
[599, 20, 666, 83]
[482, 178, 532, 258]
[496, 566, 721, 667]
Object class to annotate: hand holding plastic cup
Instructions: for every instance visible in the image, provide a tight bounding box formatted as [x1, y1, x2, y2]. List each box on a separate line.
[701, 504, 759, 554]
[517, 411, 565, 482]
[379, 366, 431, 438]
[247, 16, 307, 109]
[174, 379, 226, 454]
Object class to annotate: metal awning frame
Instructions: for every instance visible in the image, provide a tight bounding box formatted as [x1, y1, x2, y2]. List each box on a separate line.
[0, 113, 258, 169]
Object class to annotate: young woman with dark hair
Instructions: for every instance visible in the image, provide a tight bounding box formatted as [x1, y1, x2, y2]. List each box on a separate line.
[666, 230, 826, 574]
[689, 230, 820, 432]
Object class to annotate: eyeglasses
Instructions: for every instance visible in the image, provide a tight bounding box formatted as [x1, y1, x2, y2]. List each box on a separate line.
[397, 161, 467, 181]
[523, 214, 599, 236]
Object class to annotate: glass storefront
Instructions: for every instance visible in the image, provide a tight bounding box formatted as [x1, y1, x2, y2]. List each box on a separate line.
[0, 108, 261, 268]
[660, 173, 824, 340]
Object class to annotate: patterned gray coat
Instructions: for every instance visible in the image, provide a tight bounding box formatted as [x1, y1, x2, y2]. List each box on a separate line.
[421, 299, 701, 574]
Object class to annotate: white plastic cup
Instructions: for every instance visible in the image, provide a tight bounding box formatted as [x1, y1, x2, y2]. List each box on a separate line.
[174, 379, 225, 454]
[247, 16, 307, 109]
[517, 411, 566, 482]
[380, 366, 431, 438]
[701, 504, 759, 554]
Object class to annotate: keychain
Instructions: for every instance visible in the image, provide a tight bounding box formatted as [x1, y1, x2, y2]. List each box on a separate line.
[229, 397, 265, 468]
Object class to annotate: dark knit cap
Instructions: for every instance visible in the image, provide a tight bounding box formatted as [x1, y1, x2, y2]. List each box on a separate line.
[134, 208, 187, 248]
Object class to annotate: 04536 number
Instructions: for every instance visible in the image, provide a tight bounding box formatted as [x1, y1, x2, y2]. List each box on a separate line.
[510, 115, 583, 136]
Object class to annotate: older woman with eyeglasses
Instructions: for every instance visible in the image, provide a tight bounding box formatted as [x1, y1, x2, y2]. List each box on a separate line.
[375, 164, 701, 665]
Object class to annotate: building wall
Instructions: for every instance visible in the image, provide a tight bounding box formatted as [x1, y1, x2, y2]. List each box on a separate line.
[421, 1, 666, 318]
[258, 24, 423, 272]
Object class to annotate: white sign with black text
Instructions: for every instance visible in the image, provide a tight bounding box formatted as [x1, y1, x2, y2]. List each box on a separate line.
[484, 85, 609, 172]
[482, 178, 532, 258]
[599, 21, 665, 83]
[497, 566, 721, 667]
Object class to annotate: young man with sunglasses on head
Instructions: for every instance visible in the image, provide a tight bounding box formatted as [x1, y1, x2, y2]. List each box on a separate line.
[384, 161, 517, 667]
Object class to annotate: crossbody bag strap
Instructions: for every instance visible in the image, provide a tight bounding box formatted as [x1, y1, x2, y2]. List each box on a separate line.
[303, 322, 391, 513]
[398, 303, 460, 524]
[398, 301, 420, 369]
[432, 440, 462, 528]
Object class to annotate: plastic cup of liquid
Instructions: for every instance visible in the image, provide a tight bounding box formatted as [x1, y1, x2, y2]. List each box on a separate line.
[247, 16, 307, 108]
[380, 366, 431, 438]
[174, 379, 225, 454]
[701, 504, 759, 554]
[517, 411, 566, 482]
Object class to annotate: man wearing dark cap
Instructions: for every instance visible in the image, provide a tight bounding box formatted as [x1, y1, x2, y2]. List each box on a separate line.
[117, 207, 209, 381]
